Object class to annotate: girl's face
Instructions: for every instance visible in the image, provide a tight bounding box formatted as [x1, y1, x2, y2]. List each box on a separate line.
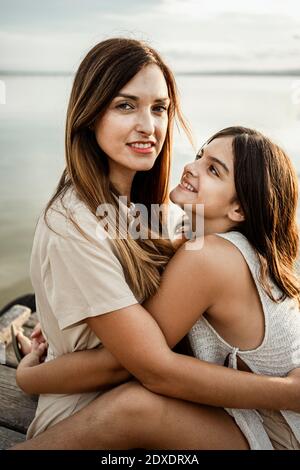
[170, 136, 244, 233]
[95, 64, 169, 187]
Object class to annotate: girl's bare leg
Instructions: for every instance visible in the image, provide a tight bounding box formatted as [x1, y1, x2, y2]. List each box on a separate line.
[12, 381, 249, 450]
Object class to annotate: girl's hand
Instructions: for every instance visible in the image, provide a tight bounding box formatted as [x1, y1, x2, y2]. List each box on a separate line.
[287, 367, 300, 412]
[15, 330, 32, 356]
[172, 235, 188, 251]
[30, 322, 46, 345]
[15, 322, 47, 358]
[16, 339, 48, 394]
[18, 339, 48, 368]
[172, 214, 191, 250]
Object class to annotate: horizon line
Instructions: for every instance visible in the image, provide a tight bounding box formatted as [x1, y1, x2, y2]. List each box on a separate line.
[1, 69, 300, 77]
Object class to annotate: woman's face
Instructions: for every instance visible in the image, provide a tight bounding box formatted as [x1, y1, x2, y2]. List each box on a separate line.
[170, 136, 244, 233]
[95, 64, 169, 185]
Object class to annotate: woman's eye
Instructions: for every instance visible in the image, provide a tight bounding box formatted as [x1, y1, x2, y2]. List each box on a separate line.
[209, 165, 219, 177]
[117, 102, 134, 111]
[153, 105, 167, 113]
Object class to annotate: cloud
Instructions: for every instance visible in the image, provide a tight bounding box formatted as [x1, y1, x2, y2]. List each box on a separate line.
[0, 0, 299, 73]
[159, 0, 300, 18]
[0, 0, 161, 32]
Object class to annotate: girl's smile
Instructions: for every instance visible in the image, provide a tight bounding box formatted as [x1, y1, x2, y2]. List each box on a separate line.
[170, 136, 244, 235]
[179, 172, 198, 193]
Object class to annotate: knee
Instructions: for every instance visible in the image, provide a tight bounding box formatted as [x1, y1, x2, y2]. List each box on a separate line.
[109, 381, 165, 422]
[85, 382, 169, 448]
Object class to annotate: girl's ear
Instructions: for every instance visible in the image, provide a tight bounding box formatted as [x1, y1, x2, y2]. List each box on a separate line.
[228, 202, 245, 223]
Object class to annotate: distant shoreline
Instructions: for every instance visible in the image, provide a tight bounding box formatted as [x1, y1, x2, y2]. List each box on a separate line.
[1, 70, 300, 77]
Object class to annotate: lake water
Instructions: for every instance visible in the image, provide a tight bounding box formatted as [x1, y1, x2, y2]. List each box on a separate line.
[1, 74, 300, 309]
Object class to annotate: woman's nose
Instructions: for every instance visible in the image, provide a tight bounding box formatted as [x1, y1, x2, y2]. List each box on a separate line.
[135, 109, 155, 136]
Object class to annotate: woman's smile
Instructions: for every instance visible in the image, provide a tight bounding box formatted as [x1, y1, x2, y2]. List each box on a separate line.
[126, 140, 156, 154]
[94, 64, 169, 195]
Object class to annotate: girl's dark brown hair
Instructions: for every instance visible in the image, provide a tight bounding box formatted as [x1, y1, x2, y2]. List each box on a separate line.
[44, 38, 190, 300]
[207, 126, 300, 305]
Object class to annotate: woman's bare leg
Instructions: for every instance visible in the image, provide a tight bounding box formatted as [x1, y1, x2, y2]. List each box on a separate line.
[12, 381, 249, 450]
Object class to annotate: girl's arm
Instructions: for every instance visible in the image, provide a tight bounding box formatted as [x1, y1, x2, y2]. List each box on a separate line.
[17, 236, 300, 411]
[84, 240, 299, 411]
[16, 235, 188, 395]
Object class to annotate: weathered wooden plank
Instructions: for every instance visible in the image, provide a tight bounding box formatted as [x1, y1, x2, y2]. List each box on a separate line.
[24, 312, 38, 329]
[0, 426, 25, 449]
[0, 365, 37, 433]
[4, 343, 18, 368]
[0, 312, 38, 447]
[0, 305, 31, 344]
[2, 314, 38, 368]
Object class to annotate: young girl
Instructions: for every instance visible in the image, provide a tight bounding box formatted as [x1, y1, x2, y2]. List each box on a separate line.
[13, 38, 300, 450]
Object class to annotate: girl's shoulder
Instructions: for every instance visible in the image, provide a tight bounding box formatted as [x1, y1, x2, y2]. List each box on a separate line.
[163, 233, 247, 313]
[182, 232, 249, 280]
[184, 231, 246, 258]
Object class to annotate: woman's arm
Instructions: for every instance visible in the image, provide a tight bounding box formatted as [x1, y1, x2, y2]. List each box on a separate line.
[16, 344, 130, 395]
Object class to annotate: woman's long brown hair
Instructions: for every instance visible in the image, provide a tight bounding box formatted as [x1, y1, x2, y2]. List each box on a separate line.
[45, 38, 191, 300]
[206, 126, 300, 305]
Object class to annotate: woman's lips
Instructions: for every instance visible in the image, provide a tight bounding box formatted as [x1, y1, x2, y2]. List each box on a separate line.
[127, 142, 155, 154]
[128, 146, 155, 154]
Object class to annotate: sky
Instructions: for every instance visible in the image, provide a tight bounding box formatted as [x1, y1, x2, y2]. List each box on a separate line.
[0, 0, 300, 73]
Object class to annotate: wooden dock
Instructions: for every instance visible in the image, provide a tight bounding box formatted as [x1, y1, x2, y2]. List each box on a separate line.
[0, 312, 38, 449]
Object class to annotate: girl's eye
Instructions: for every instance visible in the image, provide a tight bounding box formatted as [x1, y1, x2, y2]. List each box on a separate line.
[209, 165, 219, 177]
[117, 102, 134, 111]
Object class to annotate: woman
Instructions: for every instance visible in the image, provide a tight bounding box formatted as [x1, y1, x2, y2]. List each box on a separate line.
[13, 38, 300, 450]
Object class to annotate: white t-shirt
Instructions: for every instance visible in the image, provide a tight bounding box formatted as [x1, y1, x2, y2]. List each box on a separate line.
[27, 188, 138, 438]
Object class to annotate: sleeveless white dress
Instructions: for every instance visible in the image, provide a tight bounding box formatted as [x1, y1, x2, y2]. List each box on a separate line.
[188, 231, 300, 450]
